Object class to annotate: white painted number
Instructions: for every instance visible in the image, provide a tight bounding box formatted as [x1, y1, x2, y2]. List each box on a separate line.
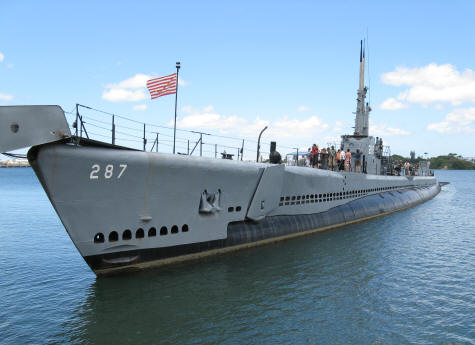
[117, 164, 127, 179]
[90, 164, 100, 179]
[104, 164, 114, 179]
[89, 164, 127, 180]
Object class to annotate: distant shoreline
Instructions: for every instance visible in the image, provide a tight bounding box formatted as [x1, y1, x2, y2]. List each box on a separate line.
[0, 166, 31, 168]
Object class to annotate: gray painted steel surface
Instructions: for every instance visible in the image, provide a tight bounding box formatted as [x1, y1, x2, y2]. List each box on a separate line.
[26, 139, 439, 274]
[0, 105, 70, 153]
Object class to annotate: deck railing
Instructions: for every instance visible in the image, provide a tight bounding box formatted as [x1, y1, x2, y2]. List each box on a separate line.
[64, 104, 289, 162]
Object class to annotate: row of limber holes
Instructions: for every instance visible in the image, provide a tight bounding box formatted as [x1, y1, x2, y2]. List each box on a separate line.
[228, 206, 242, 212]
[93, 224, 189, 243]
[279, 186, 402, 206]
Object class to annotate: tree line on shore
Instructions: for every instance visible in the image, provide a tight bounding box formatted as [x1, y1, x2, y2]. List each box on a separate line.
[392, 153, 475, 170]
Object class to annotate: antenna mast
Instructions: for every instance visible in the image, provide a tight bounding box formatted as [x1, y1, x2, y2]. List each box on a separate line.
[354, 39, 371, 136]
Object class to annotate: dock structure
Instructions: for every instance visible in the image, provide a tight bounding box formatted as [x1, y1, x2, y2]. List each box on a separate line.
[0, 159, 30, 168]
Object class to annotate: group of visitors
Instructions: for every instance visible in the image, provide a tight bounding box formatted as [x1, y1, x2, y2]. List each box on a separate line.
[394, 161, 418, 176]
[304, 145, 363, 173]
[293, 139, 430, 177]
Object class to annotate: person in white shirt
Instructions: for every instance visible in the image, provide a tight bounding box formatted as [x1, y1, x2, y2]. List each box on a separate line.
[404, 161, 410, 176]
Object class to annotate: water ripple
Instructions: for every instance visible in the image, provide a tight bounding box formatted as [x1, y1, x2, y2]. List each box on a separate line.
[0, 169, 474, 344]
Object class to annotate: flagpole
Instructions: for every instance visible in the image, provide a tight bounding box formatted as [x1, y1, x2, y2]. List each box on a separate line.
[173, 62, 181, 154]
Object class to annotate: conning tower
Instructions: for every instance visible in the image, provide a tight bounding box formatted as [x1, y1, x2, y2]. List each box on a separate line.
[341, 40, 381, 174]
[354, 40, 371, 136]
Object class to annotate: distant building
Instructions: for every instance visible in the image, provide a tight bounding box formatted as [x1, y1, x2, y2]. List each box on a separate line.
[286, 152, 309, 166]
[462, 157, 475, 163]
[0, 159, 30, 167]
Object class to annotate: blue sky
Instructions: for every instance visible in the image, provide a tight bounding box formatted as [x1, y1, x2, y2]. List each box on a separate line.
[1, 0, 475, 159]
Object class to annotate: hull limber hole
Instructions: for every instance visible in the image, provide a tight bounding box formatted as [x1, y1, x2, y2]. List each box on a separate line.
[94, 233, 104, 243]
[148, 227, 156, 237]
[228, 207, 234, 212]
[236, 206, 241, 212]
[123, 229, 132, 240]
[171, 225, 179, 234]
[182, 224, 189, 232]
[136, 228, 144, 239]
[109, 231, 118, 242]
[160, 226, 168, 236]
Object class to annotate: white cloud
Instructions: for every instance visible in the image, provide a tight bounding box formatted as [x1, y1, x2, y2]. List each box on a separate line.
[178, 77, 190, 86]
[427, 107, 475, 133]
[333, 121, 351, 133]
[103, 73, 152, 102]
[175, 105, 329, 140]
[175, 105, 246, 131]
[321, 135, 341, 147]
[203, 105, 213, 112]
[102, 88, 147, 102]
[106, 73, 152, 90]
[380, 97, 408, 110]
[381, 63, 475, 105]
[0, 92, 13, 101]
[297, 105, 310, 112]
[371, 122, 411, 137]
[133, 104, 147, 111]
[103, 73, 189, 102]
[0, 52, 4, 62]
[271, 116, 328, 139]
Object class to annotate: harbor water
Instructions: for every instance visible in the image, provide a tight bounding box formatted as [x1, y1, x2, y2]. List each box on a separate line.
[0, 169, 474, 344]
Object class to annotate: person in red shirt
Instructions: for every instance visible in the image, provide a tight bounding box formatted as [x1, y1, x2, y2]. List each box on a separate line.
[311, 144, 319, 168]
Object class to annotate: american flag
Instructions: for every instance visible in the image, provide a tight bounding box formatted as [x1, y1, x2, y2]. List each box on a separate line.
[146, 73, 177, 99]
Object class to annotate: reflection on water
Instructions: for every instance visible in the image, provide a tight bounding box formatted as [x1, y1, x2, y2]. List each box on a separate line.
[1, 169, 474, 344]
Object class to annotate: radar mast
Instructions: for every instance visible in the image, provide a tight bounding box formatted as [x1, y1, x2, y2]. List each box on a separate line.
[354, 40, 371, 136]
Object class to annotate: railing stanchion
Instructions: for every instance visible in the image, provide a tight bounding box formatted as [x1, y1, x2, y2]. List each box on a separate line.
[200, 133, 203, 157]
[143, 124, 147, 151]
[75, 104, 79, 139]
[112, 115, 116, 145]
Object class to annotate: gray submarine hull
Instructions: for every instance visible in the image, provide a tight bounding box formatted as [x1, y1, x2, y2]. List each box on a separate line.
[84, 182, 440, 275]
[1, 106, 442, 276]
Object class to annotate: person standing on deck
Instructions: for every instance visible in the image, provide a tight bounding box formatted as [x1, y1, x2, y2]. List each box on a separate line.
[321, 148, 328, 170]
[336, 149, 341, 170]
[315, 145, 320, 168]
[329, 146, 337, 171]
[311, 144, 318, 168]
[354, 149, 362, 173]
[345, 149, 352, 172]
[305, 148, 311, 167]
[338, 149, 345, 171]
[395, 161, 401, 176]
[404, 161, 410, 176]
